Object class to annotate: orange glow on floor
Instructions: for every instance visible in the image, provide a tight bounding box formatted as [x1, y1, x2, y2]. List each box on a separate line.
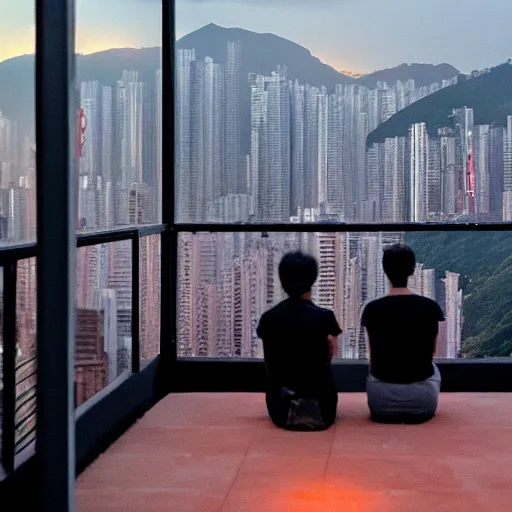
[280, 480, 386, 511]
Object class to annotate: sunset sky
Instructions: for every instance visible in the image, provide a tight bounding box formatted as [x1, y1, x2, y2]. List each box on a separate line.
[1, 0, 511, 73]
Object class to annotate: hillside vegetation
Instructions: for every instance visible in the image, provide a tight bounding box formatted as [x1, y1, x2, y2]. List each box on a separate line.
[367, 63, 512, 146]
[406, 231, 512, 357]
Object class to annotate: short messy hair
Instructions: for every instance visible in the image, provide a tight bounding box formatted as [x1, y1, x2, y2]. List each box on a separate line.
[278, 251, 318, 297]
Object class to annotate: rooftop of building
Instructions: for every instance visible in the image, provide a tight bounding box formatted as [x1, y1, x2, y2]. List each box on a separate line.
[76, 392, 512, 512]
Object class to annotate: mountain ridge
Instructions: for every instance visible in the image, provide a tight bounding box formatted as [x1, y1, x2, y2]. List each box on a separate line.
[0, 24, 459, 139]
[367, 62, 512, 145]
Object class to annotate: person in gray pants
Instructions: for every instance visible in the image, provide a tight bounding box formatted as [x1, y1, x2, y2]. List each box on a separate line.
[361, 244, 445, 424]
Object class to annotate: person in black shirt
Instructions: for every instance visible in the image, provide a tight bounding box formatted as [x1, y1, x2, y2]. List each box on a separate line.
[257, 251, 342, 431]
[361, 244, 444, 424]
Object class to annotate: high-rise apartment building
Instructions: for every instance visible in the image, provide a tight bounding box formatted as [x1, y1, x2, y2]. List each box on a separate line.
[408, 123, 429, 222]
[74, 309, 108, 406]
[490, 126, 504, 219]
[226, 41, 242, 194]
[177, 49, 197, 222]
[304, 85, 319, 210]
[443, 271, 463, 359]
[382, 137, 406, 222]
[473, 125, 491, 216]
[427, 137, 442, 218]
[326, 93, 344, 219]
[250, 70, 291, 221]
[290, 80, 305, 216]
[503, 116, 512, 220]
[312, 233, 345, 336]
[452, 107, 475, 215]
[439, 130, 457, 218]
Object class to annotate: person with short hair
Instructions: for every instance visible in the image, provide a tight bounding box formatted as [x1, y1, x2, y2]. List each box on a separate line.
[257, 251, 342, 431]
[361, 243, 444, 424]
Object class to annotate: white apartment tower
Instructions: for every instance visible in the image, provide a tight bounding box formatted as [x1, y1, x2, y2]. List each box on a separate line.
[408, 123, 429, 222]
[226, 41, 242, 194]
[473, 124, 491, 216]
[503, 116, 512, 220]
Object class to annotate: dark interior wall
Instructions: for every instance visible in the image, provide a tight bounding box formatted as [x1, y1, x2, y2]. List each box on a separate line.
[172, 358, 512, 393]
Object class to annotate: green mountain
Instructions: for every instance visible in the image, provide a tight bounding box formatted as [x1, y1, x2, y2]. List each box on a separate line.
[358, 63, 458, 89]
[176, 25, 457, 154]
[367, 62, 512, 146]
[405, 231, 512, 358]
[177, 25, 458, 89]
[177, 23, 353, 89]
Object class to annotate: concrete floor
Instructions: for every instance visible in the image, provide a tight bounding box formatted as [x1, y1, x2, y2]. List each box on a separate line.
[76, 393, 512, 511]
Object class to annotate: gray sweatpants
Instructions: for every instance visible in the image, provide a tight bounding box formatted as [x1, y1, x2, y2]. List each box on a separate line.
[367, 364, 441, 419]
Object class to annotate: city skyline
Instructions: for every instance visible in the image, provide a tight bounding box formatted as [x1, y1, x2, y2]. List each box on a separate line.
[2, 2, 512, 72]
[177, 231, 463, 360]
[176, 40, 511, 225]
[1, 19, 510, 418]
[175, 37, 464, 359]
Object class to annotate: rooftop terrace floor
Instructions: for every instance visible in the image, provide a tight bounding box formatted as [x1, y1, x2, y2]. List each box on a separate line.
[76, 393, 512, 511]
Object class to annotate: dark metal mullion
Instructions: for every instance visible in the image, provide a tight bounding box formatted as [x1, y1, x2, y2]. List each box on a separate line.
[137, 224, 166, 237]
[76, 224, 166, 248]
[160, 0, 176, 375]
[131, 234, 140, 373]
[0, 243, 37, 263]
[77, 228, 136, 248]
[35, 0, 76, 509]
[2, 263, 18, 474]
[173, 222, 512, 233]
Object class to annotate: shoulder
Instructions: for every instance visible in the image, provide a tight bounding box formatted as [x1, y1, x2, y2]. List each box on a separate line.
[311, 303, 333, 316]
[260, 299, 287, 321]
[414, 296, 445, 319]
[361, 297, 384, 325]
[363, 296, 387, 312]
[259, 305, 276, 324]
[310, 304, 338, 321]
[417, 296, 441, 309]
[258, 305, 275, 327]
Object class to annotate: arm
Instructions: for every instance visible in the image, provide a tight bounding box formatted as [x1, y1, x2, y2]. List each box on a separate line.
[364, 328, 371, 363]
[326, 311, 342, 363]
[361, 305, 370, 362]
[433, 304, 445, 358]
[327, 334, 338, 363]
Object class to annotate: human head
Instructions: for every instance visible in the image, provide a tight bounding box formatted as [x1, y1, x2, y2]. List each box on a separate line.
[279, 251, 318, 298]
[382, 243, 416, 288]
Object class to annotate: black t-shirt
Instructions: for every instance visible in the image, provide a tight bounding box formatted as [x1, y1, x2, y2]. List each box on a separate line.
[257, 298, 342, 396]
[361, 294, 445, 384]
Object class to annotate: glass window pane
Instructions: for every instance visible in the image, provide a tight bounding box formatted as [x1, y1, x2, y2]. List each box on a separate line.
[176, 8, 512, 225]
[140, 234, 160, 363]
[76, 0, 162, 231]
[0, 4, 36, 243]
[75, 241, 132, 406]
[15, 258, 37, 457]
[176, 231, 497, 360]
